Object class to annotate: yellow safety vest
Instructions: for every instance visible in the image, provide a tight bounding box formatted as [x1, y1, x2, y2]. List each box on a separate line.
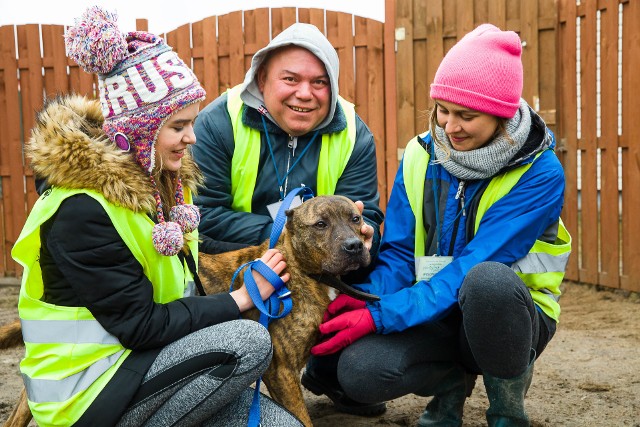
[13, 187, 197, 427]
[225, 84, 357, 212]
[402, 134, 571, 321]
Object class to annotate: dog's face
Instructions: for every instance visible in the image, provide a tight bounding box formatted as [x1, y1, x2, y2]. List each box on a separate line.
[285, 195, 371, 275]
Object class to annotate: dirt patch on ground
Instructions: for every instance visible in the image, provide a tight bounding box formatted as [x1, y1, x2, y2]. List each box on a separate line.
[1, 281, 639, 426]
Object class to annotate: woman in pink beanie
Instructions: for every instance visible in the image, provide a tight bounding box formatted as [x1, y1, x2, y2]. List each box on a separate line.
[12, 6, 303, 427]
[307, 24, 571, 426]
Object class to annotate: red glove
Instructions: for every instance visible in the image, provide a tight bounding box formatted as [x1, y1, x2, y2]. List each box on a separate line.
[323, 294, 366, 322]
[311, 308, 376, 356]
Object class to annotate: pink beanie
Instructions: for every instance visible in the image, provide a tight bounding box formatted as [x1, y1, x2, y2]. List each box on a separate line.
[65, 7, 206, 256]
[430, 24, 523, 119]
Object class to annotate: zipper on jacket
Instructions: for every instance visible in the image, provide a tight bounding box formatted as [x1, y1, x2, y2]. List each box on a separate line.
[448, 180, 466, 256]
[283, 136, 297, 197]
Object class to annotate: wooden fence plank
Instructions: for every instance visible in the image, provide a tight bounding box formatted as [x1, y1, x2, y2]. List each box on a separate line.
[216, 14, 232, 94]
[488, 0, 507, 28]
[521, 0, 539, 106]
[598, 0, 621, 288]
[306, 8, 326, 30]
[413, 0, 429, 132]
[0, 26, 26, 276]
[0, 25, 20, 275]
[538, 14, 557, 132]
[272, 7, 297, 37]
[425, 0, 444, 119]
[620, 0, 640, 292]
[384, 0, 399, 202]
[42, 25, 68, 98]
[228, 12, 245, 89]
[243, 9, 270, 72]
[365, 18, 388, 208]
[557, 0, 579, 281]
[456, 0, 475, 39]
[355, 18, 369, 120]
[396, 0, 416, 149]
[578, 2, 599, 284]
[326, 11, 356, 104]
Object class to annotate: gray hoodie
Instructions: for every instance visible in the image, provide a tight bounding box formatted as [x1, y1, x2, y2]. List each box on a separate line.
[239, 23, 340, 131]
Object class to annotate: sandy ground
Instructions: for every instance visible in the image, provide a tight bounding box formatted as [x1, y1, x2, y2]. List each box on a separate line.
[1, 281, 639, 426]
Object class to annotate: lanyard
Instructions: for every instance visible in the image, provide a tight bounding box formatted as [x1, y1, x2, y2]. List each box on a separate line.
[261, 115, 319, 200]
[429, 144, 480, 256]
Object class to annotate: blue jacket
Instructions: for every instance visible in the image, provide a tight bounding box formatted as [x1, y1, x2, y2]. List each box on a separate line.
[360, 116, 566, 334]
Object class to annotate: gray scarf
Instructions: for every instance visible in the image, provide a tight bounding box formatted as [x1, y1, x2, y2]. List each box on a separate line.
[433, 99, 532, 180]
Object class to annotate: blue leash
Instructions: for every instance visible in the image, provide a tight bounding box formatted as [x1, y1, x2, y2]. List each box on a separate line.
[230, 186, 314, 426]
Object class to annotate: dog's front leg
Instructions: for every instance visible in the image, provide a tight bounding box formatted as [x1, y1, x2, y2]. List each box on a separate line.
[263, 363, 313, 427]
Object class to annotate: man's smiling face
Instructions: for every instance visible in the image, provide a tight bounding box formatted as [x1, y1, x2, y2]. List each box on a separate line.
[258, 46, 331, 136]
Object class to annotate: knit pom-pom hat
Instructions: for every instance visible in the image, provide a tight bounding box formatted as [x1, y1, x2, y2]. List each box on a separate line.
[430, 24, 523, 119]
[65, 6, 206, 256]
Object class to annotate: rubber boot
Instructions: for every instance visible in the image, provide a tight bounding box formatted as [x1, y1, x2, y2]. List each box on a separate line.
[483, 349, 536, 427]
[416, 363, 477, 427]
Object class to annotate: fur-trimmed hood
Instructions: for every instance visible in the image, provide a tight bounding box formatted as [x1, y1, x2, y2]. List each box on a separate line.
[27, 95, 202, 214]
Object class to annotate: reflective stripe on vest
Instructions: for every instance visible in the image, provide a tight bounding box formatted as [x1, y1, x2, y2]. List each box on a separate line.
[402, 135, 571, 322]
[23, 350, 125, 404]
[13, 187, 197, 426]
[226, 84, 357, 212]
[20, 319, 119, 344]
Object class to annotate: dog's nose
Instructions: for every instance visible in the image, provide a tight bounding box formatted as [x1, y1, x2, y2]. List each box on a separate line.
[342, 237, 364, 255]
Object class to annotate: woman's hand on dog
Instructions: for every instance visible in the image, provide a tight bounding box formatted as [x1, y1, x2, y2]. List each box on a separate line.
[230, 249, 290, 312]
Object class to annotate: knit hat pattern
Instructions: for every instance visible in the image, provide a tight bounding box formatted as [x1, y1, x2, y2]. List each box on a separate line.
[430, 24, 523, 119]
[65, 6, 206, 256]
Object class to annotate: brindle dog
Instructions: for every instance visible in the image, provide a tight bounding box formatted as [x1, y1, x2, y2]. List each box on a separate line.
[0, 195, 378, 427]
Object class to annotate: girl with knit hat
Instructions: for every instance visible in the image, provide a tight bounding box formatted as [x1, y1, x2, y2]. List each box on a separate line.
[306, 24, 571, 426]
[13, 6, 302, 427]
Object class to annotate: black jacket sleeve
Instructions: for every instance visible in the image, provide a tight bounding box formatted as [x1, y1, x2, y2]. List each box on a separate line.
[45, 194, 241, 350]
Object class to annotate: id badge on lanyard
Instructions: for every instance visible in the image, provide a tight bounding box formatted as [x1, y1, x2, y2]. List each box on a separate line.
[415, 255, 453, 282]
[267, 196, 303, 220]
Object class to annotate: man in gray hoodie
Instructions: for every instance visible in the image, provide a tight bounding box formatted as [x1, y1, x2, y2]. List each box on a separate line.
[192, 23, 383, 261]
[192, 22, 386, 417]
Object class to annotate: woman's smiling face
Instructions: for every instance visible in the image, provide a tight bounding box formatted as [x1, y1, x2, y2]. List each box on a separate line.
[155, 102, 200, 172]
[435, 100, 500, 151]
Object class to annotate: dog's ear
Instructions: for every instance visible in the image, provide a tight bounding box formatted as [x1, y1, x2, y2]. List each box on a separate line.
[285, 209, 295, 232]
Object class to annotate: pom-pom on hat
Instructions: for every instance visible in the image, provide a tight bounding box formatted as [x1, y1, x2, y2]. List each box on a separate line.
[65, 6, 206, 256]
[430, 24, 523, 119]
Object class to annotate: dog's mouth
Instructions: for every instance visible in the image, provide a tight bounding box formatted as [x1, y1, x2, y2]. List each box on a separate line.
[309, 273, 380, 302]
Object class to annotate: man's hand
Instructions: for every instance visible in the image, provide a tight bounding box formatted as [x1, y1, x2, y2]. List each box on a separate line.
[354, 201, 374, 251]
[311, 308, 376, 356]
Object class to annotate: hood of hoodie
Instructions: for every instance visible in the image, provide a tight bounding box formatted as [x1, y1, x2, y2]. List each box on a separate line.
[27, 95, 202, 214]
[239, 23, 340, 132]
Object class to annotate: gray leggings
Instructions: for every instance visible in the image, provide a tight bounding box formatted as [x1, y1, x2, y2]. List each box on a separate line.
[330, 262, 556, 403]
[116, 319, 302, 426]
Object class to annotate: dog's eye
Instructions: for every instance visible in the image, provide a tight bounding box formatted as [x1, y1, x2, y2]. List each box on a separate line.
[314, 220, 328, 229]
[352, 215, 361, 223]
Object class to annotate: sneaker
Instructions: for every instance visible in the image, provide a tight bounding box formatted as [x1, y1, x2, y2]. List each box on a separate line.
[301, 369, 387, 416]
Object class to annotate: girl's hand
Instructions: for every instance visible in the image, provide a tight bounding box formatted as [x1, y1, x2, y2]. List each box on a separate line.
[230, 249, 290, 312]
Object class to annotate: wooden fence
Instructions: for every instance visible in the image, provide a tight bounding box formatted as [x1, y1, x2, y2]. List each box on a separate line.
[0, 1, 639, 293]
[558, 0, 640, 292]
